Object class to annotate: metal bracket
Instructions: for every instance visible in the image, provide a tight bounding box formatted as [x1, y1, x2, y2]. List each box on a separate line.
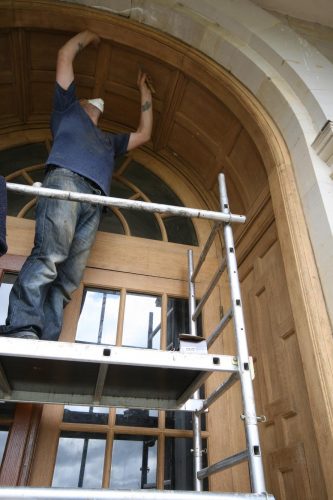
[191, 448, 208, 456]
[240, 414, 267, 423]
[256, 415, 267, 423]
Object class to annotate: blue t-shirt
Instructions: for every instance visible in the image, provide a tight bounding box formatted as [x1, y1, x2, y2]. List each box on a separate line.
[46, 82, 129, 195]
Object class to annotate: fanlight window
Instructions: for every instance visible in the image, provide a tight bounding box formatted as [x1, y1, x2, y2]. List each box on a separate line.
[1, 142, 198, 245]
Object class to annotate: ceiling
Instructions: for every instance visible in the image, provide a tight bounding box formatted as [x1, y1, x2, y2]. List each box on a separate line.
[252, 0, 333, 28]
[0, 1, 269, 217]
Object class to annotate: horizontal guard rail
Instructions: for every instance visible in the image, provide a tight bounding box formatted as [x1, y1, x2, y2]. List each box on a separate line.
[6, 183, 246, 224]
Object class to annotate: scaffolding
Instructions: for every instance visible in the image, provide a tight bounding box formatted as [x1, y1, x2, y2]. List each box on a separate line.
[0, 174, 275, 500]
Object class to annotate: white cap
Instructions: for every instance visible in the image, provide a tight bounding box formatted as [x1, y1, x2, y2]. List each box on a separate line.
[87, 98, 104, 113]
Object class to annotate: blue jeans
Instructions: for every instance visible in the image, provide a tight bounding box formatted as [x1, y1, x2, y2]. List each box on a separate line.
[0, 167, 102, 341]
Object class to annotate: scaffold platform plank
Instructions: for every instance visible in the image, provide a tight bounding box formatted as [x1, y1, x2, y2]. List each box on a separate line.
[0, 487, 275, 499]
[0, 339, 238, 410]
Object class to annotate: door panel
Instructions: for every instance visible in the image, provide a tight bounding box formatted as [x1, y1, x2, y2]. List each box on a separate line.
[207, 221, 325, 499]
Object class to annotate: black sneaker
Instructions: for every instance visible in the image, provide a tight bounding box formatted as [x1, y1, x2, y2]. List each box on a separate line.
[0, 331, 39, 340]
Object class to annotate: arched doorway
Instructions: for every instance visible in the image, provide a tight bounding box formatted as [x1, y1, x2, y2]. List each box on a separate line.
[0, 2, 332, 498]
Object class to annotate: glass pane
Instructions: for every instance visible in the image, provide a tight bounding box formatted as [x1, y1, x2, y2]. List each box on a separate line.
[0, 402, 16, 420]
[63, 406, 109, 425]
[164, 437, 208, 490]
[0, 143, 48, 177]
[113, 156, 126, 173]
[124, 162, 182, 207]
[6, 178, 34, 217]
[119, 208, 162, 240]
[76, 289, 120, 345]
[98, 208, 125, 235]
[0, 273, 16, 324]
[166, 297, 202, 350]
[24, 204, 37, 221]
[0, 427, 9, 465]
[110, 435, 157, 489]
[29, 168, 45, 184]
[115, 408, 158, 428]
[110, 179, 135, 199]
[122, 293, 161, 349]
[0, 143, 48, 219]
[164, 216, 198, 246]
[52, 431, 106, 488]
[164, 437, 192, 490]
[165, 411, 193, 430]
[123, 162, 198, 245]
[100, 177, 135, 234]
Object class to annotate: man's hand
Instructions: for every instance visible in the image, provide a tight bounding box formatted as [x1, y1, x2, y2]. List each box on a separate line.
[137, 68, 155, 96]
[89, 32, 101, 49]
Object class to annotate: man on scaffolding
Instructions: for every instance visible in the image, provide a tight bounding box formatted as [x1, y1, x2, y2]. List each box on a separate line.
[0, 30, 153, 341]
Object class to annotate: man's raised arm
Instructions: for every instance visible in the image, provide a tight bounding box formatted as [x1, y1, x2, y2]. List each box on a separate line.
[127, 69, 153, 151]
[56, 30, 100, 90]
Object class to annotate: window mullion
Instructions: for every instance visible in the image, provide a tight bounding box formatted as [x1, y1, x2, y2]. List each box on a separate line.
[156, 434, 165, 489]
[102, 428, 114, 488]
[116, 288, 126, 346]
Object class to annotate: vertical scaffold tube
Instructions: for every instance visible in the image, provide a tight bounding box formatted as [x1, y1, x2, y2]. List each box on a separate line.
[218, 174, 266, 494]
[188, 249, 203, 492]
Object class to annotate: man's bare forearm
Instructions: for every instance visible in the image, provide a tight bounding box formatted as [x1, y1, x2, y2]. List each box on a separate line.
[138, 80, 153, 134]
[141, 101, 152, 112]
[59, 30, 100, 63]
[137, 68, 153, 135]
[56, 30, 100, 90]
[127, 69, 153, 151]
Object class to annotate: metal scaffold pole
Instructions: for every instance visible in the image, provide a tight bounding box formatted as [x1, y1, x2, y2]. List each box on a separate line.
[218, 173, 266, 494]
[6, 182, 245, 224]
[188, 249, 203, 492]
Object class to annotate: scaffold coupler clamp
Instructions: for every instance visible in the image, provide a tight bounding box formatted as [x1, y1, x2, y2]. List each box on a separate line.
[190, 448, 207, 456]
[240, 412, 267, 423]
